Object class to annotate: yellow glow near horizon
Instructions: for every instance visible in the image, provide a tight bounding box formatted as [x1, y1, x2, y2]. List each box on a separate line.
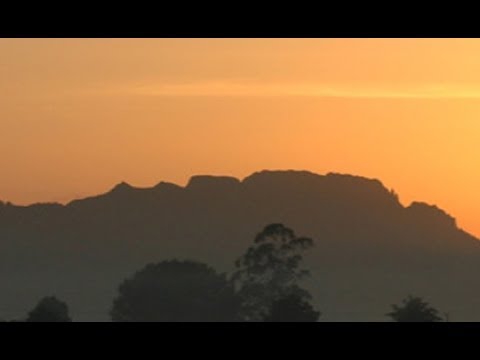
[1, 38, 480, 236]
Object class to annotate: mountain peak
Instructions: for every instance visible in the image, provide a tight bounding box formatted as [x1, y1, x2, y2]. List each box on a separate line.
[153, 181, 182, 191]
[186, 175, 241, 191]
[243, 169, 319, 182]
[110, 181, 134, 193]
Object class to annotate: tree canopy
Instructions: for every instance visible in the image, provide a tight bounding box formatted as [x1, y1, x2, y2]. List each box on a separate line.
[232, 223, 318, 321]
[110, 259, 241, 322]
[264, 293, 320, 322]
[26, 296, 72, 322]
[386, 295, 443, 322]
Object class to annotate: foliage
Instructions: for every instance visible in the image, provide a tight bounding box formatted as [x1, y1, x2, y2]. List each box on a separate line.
[26, 296, 72, 322]
[264, 293, 320, 322]
[111, 259, 241, 322]
[386, 295, 443, 322]
[232, 223, 317, 321]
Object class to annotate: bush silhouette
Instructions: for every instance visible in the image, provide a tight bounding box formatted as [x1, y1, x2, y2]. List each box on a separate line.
[264, 293, 320, 322]
[232, 223, 318, 321]
[110, 259, 241, 322]
[386, 295, 443, 322]
[26, 296, 72, 322]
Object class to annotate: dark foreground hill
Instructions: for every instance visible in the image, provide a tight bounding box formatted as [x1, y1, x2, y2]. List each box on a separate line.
[1, 170, 479, 321]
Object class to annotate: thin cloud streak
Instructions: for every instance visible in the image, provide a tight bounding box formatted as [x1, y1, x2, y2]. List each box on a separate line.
[119, 81, 480, 99]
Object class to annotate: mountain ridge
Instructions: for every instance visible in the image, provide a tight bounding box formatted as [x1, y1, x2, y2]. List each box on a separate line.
[0, 170, 456, 219]
[0, 169, 478, 321]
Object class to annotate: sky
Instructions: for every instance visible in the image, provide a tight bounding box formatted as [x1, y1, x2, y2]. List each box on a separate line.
[1, 38, 480, 236]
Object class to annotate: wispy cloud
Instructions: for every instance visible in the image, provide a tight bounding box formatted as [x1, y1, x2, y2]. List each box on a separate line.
[104, 81, 480, 99]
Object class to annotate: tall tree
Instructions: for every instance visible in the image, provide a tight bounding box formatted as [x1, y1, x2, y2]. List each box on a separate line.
[386, 295, 443, 322]
[111, 259, 241, 322]
[232, 223, 318, 321]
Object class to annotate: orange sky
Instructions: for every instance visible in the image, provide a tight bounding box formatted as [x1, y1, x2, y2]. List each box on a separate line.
[1, 38, 480, 236]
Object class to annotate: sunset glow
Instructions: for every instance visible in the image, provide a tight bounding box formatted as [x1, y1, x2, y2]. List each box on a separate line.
[1, 38, 480, 236]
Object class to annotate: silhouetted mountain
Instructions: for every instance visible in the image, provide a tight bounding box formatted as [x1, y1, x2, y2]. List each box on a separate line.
[0, 170, 479, 321]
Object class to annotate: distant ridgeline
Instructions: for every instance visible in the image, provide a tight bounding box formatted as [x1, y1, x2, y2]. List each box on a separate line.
[0, 170, 478, 321]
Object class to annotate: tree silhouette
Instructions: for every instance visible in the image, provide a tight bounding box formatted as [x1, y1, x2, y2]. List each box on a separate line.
[386, 295, 443, 322]
[264, 293, 320, 322]
[110, 259, 241, 322]
[26, 296, 72, 322]
[232, 223, 318, 321]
